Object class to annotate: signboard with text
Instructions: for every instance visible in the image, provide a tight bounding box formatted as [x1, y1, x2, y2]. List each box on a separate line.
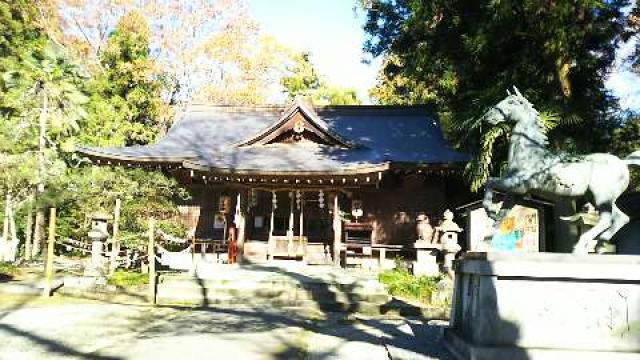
[468, 205, 540, 253]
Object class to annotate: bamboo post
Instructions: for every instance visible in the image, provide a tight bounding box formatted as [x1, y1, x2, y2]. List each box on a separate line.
[148, 218, 156, 305]
[110, 198, 121, 273]
[42, 208, 56, 297]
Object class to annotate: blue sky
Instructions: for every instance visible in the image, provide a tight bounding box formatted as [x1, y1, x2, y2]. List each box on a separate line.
[248, 0, 380, 103]
[249, 0, 639, 111]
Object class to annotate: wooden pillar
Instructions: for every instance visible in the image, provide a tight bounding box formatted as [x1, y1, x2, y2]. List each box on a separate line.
[332, 193, 342, 266]
[42, 208, 56, 297]
[288, 192, 294, 237]
[235, 192, 245, 263]
[268, 191, 275, 260]
[299, 192, 304, 257]
[24, 194, 33, 260]
[148, 218, 156, 305]
[2, 193, 9, 261]
[288, 191, 295, 256]
[110, 198, 121, 273]
[8, 195, 17, 262]
[33, 209, 44, 258]
[191, 235, 196, 274]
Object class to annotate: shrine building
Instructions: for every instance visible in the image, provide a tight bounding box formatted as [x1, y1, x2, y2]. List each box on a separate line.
[78, 98, 470, 265]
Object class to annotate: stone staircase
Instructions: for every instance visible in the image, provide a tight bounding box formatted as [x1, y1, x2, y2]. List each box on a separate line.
[156, 263, 392, 314]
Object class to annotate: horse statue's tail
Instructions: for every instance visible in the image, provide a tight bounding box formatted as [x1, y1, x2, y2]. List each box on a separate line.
[625, 150, 640, 167]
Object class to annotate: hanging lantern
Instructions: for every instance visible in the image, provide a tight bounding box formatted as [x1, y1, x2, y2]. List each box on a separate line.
[249, 188, 258, 209]
[218, 195, 231, 214]
[318, 190, 325, 209]
[272, 191, 278, 209]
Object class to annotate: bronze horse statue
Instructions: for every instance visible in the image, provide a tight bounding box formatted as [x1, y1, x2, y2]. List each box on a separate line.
[482, 87, 640, 254]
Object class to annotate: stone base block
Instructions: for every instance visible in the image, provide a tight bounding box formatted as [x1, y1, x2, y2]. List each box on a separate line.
[444, 329, 640, 360]
[446, 252, 640, 358]
[361, 258, 379, 270]
[380, 259, 396, 270]
[412, 261, 439, 276]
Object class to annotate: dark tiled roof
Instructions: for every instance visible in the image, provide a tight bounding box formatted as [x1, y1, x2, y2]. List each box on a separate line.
[77, 104, 468, 174]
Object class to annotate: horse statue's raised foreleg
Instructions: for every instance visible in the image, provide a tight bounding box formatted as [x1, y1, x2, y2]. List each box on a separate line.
[482, 182, 499, 221]
[483, 176, 524, 221]
[573, 207, 612, 254]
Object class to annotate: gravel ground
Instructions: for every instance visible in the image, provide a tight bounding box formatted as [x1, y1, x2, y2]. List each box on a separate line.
[0, 302, 453, 360]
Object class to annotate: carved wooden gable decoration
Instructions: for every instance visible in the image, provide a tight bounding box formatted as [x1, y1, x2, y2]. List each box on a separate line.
[237, 97, 355, 148]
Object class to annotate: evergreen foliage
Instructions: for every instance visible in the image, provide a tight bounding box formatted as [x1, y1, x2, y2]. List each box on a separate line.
[0, 1, 186, 252]
[281, 52, 361, 105]
[364, 0, 636, 190]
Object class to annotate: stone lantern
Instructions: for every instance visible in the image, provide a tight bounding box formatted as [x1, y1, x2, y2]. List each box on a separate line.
[436, 209, 462, 276]
[84, 213, 111, 282]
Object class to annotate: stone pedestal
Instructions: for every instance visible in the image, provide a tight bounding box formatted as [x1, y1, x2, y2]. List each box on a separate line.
[445, 252, 640, 360]
[83, 240, 108, 285]
[413, 243, 441, 276]
[441, 232, 461, 276]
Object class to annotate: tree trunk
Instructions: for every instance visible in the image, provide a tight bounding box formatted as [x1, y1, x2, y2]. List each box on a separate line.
[24, 193, 34, 260]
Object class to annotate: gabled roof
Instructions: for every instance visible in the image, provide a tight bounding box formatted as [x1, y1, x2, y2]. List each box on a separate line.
[236, 97, 355, 148]
[77, 101, 468, 176]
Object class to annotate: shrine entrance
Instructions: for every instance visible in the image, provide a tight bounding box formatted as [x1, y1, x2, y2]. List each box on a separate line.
[242, 188, 338, 265]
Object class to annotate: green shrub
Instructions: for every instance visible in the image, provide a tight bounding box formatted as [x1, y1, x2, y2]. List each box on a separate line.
[108, 269, 148, 286]
[0, 262, 20, 280]
[378, 268, 441, 303]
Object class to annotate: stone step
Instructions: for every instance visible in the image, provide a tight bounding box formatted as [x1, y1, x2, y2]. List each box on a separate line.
[155, 294, 385, 315]
[158, 275, 386, 293]
[156, 270, 391, 314]
[156, 284, 390, 304]
[158, 278, 386, 296]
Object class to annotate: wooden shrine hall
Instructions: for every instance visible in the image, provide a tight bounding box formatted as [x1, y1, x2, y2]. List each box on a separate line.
[78, 98, 469, 265]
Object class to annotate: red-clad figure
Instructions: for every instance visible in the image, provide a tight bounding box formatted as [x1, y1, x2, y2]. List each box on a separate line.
[227, 223, 237, 264]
